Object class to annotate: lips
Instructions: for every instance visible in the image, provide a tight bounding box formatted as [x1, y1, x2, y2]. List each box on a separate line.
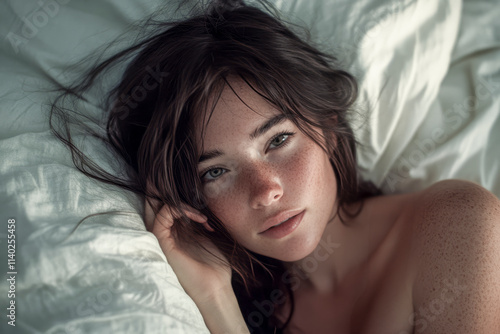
[259, 209, 304, 233]
[259, 210, 305, 239]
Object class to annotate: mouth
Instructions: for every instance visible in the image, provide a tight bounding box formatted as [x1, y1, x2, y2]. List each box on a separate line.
[271, 217, 293, 228]
[259, 208, 304, 234]
[259, 210, 305, 239]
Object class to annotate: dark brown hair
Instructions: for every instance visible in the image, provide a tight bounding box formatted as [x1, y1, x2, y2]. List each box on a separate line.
[48, 0, 381, 332]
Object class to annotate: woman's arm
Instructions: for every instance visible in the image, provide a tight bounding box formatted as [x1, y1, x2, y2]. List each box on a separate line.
[411, 180, 500, 333]
[196, 286, 250, 334]
[145, 199, 249, 333]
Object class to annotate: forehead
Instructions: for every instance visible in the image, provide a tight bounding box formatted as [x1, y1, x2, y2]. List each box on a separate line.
[196, 77, 281, 147]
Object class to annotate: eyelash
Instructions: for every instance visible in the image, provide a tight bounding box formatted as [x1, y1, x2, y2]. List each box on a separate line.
[200, 130, 296, 183]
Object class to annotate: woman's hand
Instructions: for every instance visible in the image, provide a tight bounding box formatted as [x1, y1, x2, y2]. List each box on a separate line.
[145, 199, 232, 305]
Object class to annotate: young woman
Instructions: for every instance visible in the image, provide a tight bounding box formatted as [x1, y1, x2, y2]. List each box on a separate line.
[49, 0, 500, 333]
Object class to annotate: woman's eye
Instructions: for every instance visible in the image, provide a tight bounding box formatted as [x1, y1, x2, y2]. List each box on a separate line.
[200, 131, 295, 183]
[208, 168, 224, 178]
[269, 132, 292, 149]
[200, 167, 227, 183]
[202, 167, 227, 182]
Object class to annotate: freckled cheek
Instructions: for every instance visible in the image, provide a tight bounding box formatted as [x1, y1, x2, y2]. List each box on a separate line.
[202, 176, 242, 223]
[285, 143, 326, 191]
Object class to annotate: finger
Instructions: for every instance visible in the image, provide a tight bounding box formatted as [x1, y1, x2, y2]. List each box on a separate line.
[154, 204, 213, 233]
[201, 221, 215, 232]
[179, 203, 208, 223]
[152, 207, 174, 239]
[183, 209, 215, 232]
[183, 209, 207, 223]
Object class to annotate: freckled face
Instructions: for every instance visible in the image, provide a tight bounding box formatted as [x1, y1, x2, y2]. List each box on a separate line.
[196, 78, 338, 262]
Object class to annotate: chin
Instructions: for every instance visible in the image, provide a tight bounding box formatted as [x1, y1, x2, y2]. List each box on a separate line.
[277, 232, 323, 263]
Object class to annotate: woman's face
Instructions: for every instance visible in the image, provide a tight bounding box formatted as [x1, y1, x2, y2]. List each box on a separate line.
[196, 78, 338, 262]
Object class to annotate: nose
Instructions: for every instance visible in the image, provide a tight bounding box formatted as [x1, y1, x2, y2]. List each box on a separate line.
[249, 164, 283, 209]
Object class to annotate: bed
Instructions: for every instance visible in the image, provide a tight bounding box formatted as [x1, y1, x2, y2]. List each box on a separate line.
[0, 0, 498, 333]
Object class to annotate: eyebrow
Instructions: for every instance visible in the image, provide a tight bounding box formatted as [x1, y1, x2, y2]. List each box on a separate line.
[198, 114, 288, 164]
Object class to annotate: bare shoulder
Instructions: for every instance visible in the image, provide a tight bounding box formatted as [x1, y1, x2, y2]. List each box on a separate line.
[407, 179, 500, 333]
[412, 179, 500, 233]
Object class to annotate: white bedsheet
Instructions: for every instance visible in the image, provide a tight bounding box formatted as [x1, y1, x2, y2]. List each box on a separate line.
[0, 0, 498, 333]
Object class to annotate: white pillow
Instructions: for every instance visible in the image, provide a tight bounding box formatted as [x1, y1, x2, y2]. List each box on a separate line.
[383, 0, 500, 196]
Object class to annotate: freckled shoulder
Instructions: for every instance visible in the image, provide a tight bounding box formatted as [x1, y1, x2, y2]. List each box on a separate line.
[407, 179, 500, 332]
[412, 179, 500, 235]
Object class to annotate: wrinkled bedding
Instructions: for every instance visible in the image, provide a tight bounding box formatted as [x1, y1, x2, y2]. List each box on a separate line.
[0, 0, 498, 333]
